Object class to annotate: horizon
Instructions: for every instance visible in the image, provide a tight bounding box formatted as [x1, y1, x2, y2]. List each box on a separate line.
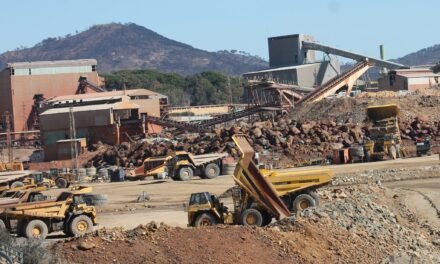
[1, 0, 439, 61]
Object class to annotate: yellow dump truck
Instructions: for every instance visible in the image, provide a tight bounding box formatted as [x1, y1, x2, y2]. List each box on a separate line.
[128, 151, 229, 181]
[187, 135, 333, 227]
[168, 151, 228, 181]
[0, 186, 97, 239]
[364, 104, 401, 160]
[126, 156, 171, 180]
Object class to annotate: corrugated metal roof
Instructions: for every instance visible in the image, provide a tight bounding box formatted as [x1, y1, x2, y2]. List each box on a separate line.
[40, 104, 115, 116]
[40, 101, 140, 116]
[7, 59, 97, 69]
[243, 63, 321, 75]
[48, 95, 125, 104]
[47, 89, 160, 102]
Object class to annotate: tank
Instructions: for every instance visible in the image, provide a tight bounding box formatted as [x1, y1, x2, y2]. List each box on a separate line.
[109, 168, 125, 182]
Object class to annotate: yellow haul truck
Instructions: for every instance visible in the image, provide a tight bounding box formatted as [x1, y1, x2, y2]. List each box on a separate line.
[364, 104, 401, 160]
[126, 156, 171, 181]
[167, 151, 228, 181]
[127, 152, 228, 181]
[0, 186, 97, 239]
[187, 135, 333, 227]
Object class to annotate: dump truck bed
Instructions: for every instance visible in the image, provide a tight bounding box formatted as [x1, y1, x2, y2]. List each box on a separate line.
[0, 171, 33, 185]
[188, 153, 228, 166]
[232, 135, 290, 219]
[366, 104, 399, 120]
[5, 199, 68, 219]
[263, 169, 333, 196]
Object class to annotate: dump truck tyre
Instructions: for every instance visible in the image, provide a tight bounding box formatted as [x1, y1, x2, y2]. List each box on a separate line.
[307, 190, 320, 207]
[178, 167, 193, 181]
[194, 213, 217, 227]
[69, 215, 93, 237]
[11, 181, 24, 188]
[25, 219, 48, 239]
[292, 194, 316, 212]
[56, 178, 68, 188]
[241, 208, 263, 227]
[204, 163, 220, 179]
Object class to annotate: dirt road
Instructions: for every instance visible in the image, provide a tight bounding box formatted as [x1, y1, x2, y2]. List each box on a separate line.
[385, 178, 440, 228]
[45, 155, 439, 229]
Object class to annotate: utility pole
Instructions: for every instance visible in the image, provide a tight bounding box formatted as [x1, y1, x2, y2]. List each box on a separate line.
[69, 107, 79, 182]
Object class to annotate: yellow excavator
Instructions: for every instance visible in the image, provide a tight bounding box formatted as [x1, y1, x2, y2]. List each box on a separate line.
[187, 134, 333, 227]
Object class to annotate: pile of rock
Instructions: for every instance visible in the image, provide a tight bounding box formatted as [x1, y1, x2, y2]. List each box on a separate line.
[299, 185, 440, 263]
[400, 116, 440, 140]
[88, 114, 439, 168]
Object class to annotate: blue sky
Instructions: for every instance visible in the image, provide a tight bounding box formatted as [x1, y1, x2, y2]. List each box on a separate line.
[1, 0, 438, 60]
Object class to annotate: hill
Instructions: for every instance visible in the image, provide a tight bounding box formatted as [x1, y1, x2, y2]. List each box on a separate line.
[394, 44, 440, 66]
[0, 23, 267, 75]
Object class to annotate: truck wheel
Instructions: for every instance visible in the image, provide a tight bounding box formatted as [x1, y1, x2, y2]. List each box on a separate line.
[178, 167, 193, 181]
[10, 181, 24, 188]
[292, 194, 316, 212]
[241, 208, 263, 227]
[56, 178, 68, 188]
[194, 213, 217, 227]
[307, 190, 320, 206]
[69, 215, 93, 237]
[204, 163, 220, 179]
[25, 219, 48, 239]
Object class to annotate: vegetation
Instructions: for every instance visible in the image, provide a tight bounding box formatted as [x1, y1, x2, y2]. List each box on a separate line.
[103, 70, 246, 106]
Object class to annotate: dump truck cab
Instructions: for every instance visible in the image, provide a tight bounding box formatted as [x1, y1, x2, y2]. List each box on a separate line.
[187, 192, 233, 226]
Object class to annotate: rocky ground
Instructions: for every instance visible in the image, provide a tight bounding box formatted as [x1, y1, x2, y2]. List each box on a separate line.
[52, 163, 440, 264]
[84, 93, 440, 169]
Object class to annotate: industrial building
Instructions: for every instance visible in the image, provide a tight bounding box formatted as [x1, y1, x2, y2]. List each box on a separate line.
[378, 68, 440, 92]
[0, 59, 103, 133]
[243, 34, 341, 88]
[39, 89, 167, 160]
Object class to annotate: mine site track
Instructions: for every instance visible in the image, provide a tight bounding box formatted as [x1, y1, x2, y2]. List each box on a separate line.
[401, 188, 440, 218]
